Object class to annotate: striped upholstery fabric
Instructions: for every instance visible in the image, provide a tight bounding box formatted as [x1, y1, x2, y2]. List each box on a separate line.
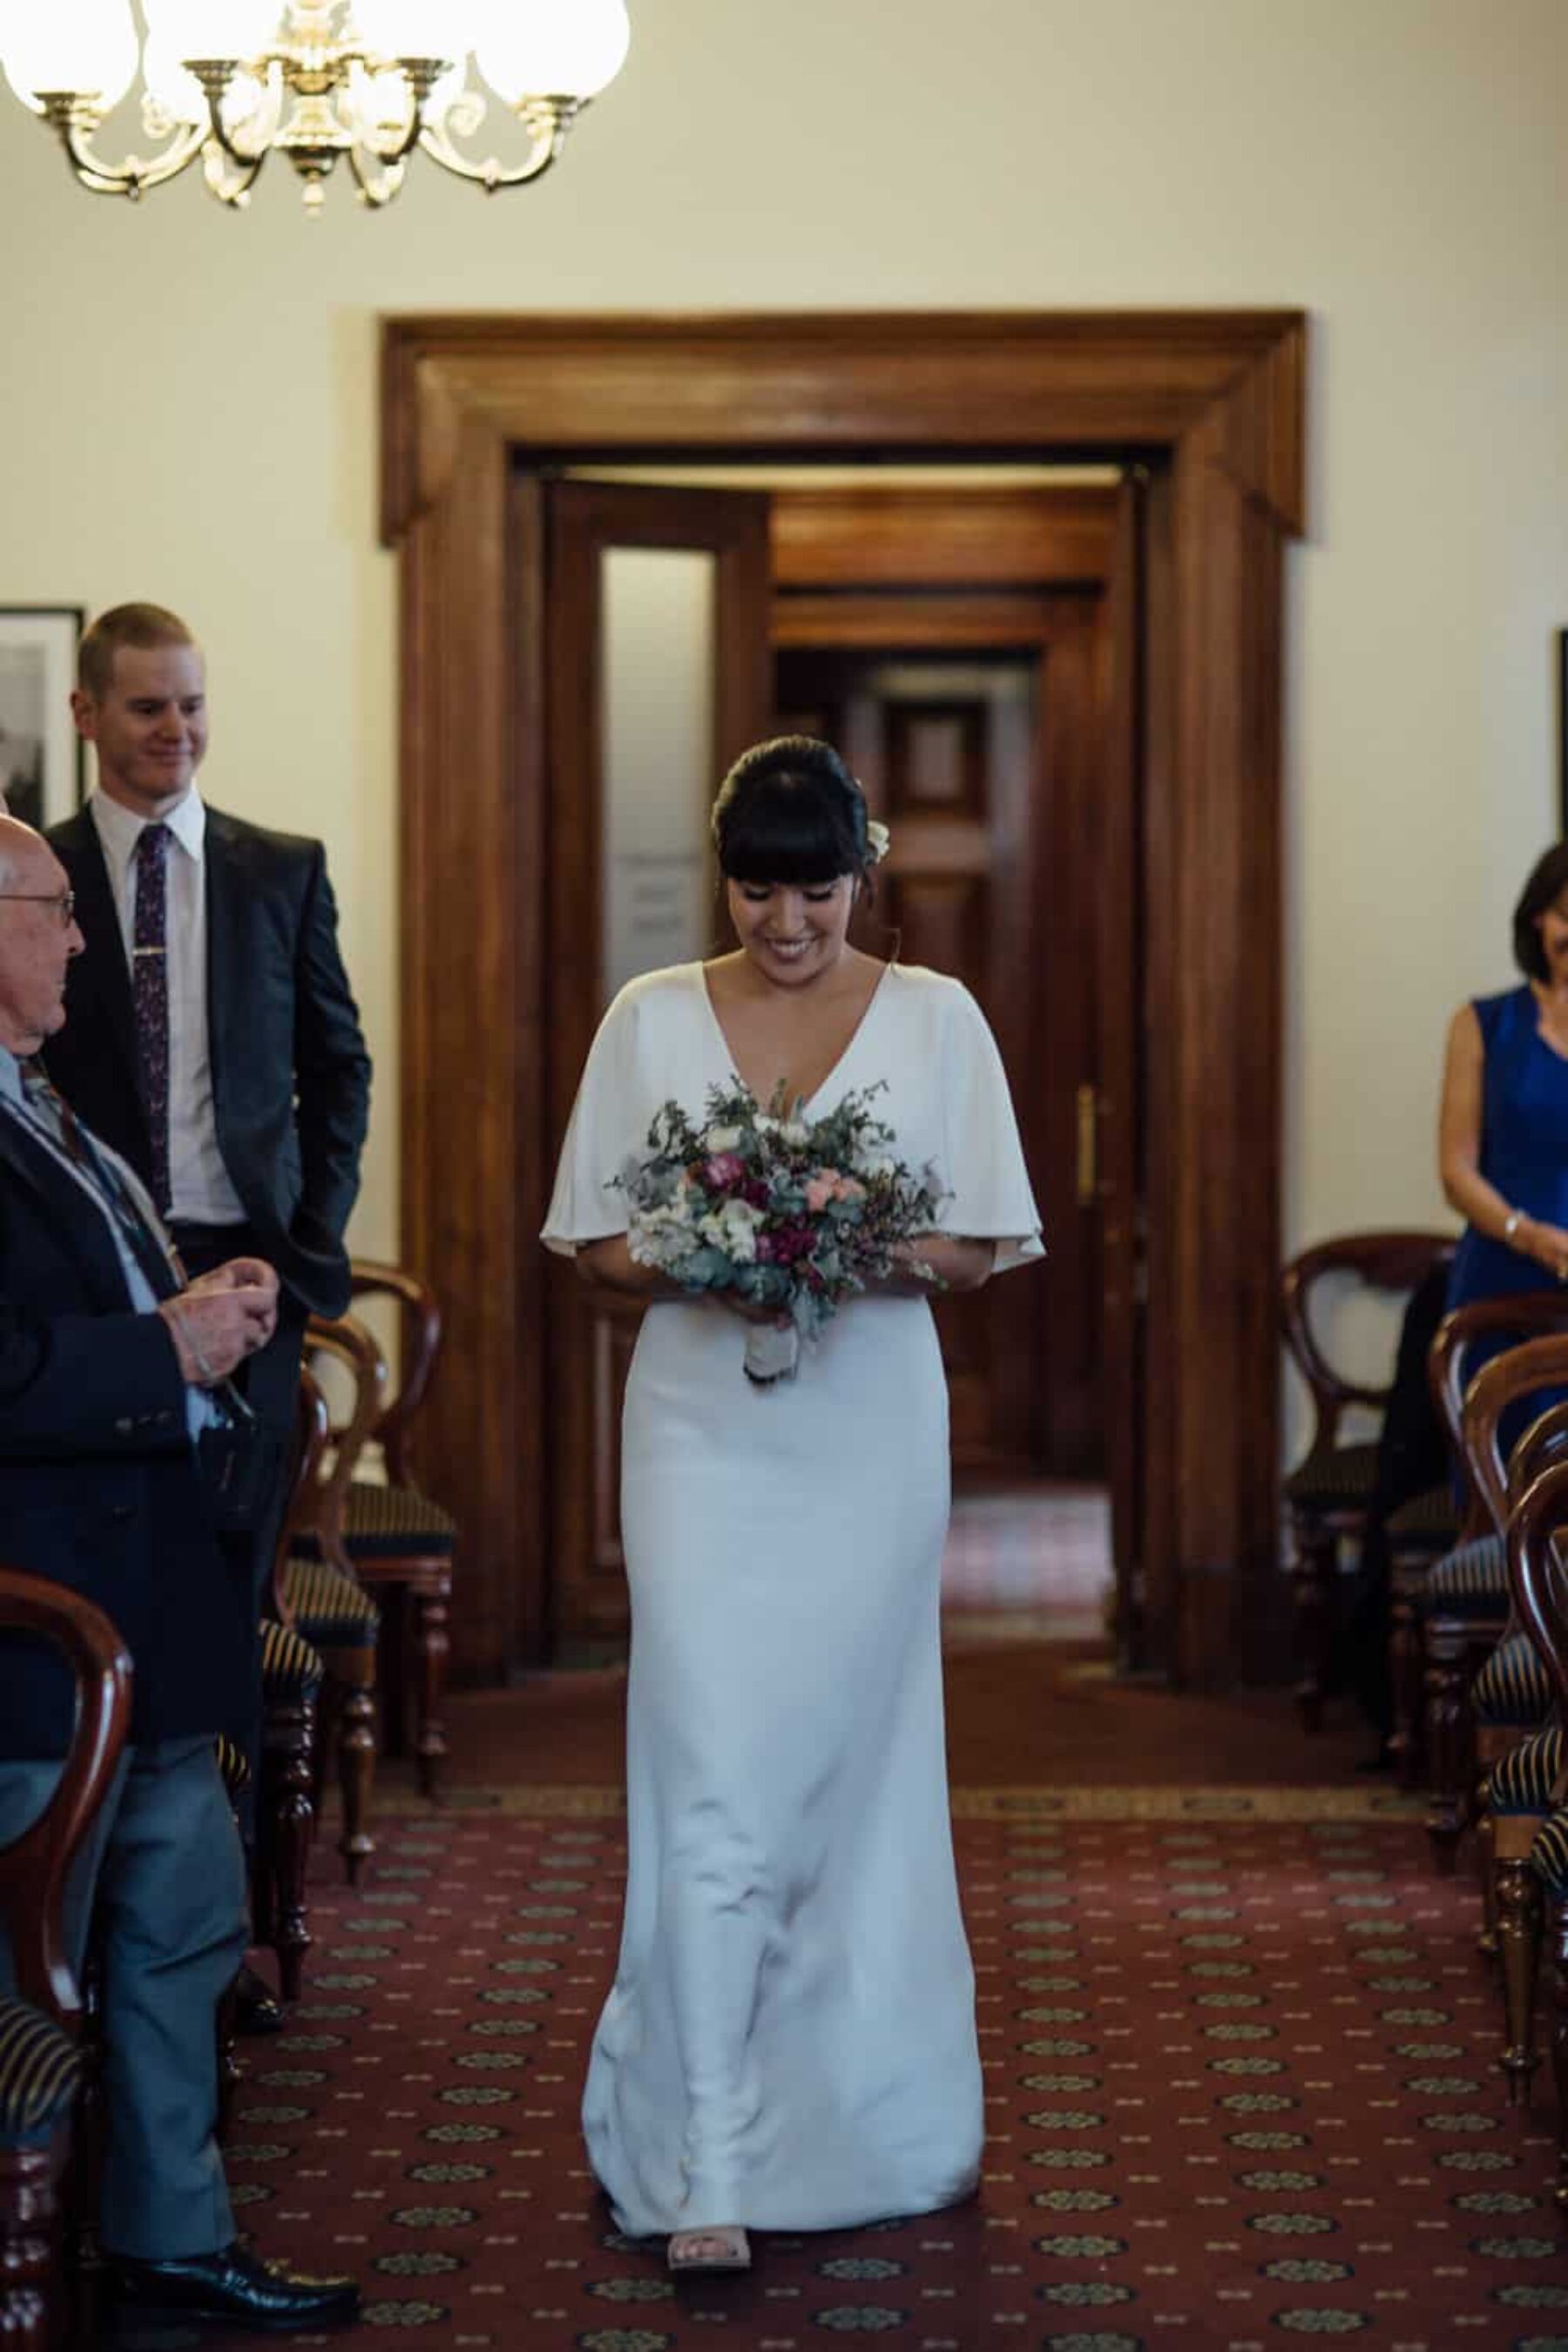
[341, 1482, 456, 1558]
[260, 1617, 324, 1700]
[1487, 1725, 1564, 1814]
[1531, 1808, 1568, 1899]
[1473, 1632, 1554, 1728]
[214, 1734, 251, 1800]
[1425, 1534, 1506, 1616]
[0, 1997, 82, 2142]
[280, 1556, 380, 1646]
[1284, 1443, 1379, 1511]
[1387, 1484, 1461, 1547]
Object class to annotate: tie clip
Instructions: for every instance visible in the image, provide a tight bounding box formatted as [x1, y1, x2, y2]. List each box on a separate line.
[133, 945, 166, 956]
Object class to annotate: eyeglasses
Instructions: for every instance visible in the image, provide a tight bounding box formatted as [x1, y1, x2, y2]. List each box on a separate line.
[0, 890, 76, 927]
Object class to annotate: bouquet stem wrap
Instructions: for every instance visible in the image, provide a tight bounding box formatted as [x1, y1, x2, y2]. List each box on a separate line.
[743, 1322, 801, 1387]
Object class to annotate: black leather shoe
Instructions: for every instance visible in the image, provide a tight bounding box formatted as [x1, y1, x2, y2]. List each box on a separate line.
[233, 1962, 286, 2037]
[105, 2242, 360, 2333]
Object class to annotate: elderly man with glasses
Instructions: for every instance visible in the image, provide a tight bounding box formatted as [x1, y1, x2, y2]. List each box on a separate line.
[0, 813, 360, 2333]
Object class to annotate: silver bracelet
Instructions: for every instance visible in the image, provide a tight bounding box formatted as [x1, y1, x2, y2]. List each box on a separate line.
[1503, 1208, 1524, 1245]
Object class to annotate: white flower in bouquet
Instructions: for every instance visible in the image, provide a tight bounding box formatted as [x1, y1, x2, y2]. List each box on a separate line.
[700, 1197, 764, 1263]
[703, 1123, 744, 1152]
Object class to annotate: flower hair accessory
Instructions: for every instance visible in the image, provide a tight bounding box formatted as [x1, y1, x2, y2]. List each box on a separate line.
[865, 818, 891, 865]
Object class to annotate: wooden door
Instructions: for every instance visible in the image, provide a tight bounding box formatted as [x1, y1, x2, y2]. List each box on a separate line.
[1093, 478, 1150, 1665]
[774, 643, 1082, 1477]
[542, 480, 774, 1651]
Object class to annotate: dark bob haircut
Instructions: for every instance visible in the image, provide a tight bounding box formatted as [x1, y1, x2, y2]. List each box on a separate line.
[1512, 842, 1568, 981]
[711, 736, 871, 887]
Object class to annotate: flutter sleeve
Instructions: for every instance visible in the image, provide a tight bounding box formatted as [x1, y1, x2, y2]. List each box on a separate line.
[935, 981, 1044, 1274]
[541, 986, 644, 1256]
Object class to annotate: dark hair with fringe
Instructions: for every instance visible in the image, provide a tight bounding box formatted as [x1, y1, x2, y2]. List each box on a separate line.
[1513, 842, 1568, 981]
[711, 736, 872, 888]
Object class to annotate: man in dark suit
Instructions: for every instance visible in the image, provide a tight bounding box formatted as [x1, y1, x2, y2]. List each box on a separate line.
[0, 812, 359, 2330]
[46, 605, 372, 2022]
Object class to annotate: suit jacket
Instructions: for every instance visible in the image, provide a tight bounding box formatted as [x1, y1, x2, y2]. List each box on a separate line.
[44, 803, 371, 1320]
[0, 1113, 253, 1757]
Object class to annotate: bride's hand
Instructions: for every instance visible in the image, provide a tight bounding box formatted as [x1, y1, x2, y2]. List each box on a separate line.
[720, 1293, 793, 1328]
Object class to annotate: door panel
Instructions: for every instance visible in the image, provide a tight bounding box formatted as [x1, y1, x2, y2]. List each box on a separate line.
[543, 480, 774, 1651]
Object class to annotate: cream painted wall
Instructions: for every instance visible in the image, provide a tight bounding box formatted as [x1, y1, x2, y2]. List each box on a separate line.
[1, 0, 1564, 1416]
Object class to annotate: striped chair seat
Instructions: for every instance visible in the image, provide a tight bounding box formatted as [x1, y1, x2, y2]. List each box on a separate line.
[1387, 1484, 1461, 1547]
[1531, 1808, 1568, 1899]
[260, 1617, 324, 1700]
[1474, 1632, 1554, 1728]
[214, 1734, 251, 1801]
[0, 1997, 83, 2144]
[280, 1556, 380, 1646]
[1487, 1726, 1564, 1814]
[341, 1482, 456, 1558]
[1284, 1443, 1380, 1511]
[1424, 1534, 1506, 1616]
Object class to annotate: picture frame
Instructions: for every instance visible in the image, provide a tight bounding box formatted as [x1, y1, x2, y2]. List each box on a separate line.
[0, 605, 84, 833]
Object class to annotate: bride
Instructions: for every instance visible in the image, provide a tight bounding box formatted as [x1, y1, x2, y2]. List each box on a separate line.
[542, 736, 1042, 2274]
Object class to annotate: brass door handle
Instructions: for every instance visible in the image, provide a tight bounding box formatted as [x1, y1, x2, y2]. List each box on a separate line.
[1076, 1084, 1097, 1206]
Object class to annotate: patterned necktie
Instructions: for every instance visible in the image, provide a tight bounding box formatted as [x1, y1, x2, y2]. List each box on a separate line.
[133, 821, 172, 1214]
[17, 1061, 179, 1302]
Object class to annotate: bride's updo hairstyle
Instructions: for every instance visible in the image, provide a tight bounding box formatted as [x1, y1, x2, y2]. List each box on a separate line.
[712, 736, 874, 890]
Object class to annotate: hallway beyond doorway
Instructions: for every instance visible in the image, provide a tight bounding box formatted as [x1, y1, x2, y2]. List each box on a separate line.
[942, 1481, 1113, 1646]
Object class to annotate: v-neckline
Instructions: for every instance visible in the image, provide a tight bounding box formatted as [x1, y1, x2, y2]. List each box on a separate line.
[695, 958, 893, 1114]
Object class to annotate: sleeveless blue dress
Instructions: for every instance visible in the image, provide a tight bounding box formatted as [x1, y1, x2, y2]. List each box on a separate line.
[1445, 984, 1568, 1451]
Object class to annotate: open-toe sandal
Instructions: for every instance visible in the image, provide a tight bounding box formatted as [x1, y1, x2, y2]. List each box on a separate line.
[667, 2226, 752, 2274]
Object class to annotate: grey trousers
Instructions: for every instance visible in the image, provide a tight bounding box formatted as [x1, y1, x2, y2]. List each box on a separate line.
[0, 1735, 247, 2258]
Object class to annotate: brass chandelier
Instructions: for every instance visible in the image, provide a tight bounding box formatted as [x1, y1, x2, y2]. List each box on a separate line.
[0, 0, 632, 211]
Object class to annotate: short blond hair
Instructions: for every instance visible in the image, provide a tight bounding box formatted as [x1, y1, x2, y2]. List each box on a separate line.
[77, 603, 196, 702]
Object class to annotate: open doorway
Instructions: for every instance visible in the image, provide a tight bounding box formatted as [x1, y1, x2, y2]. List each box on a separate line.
[382, 309, 1304, 1693]
[532, 463, 1124, 1658]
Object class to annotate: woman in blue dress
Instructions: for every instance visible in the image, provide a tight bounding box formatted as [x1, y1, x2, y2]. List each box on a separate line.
[1438, 842, 1568, 1438]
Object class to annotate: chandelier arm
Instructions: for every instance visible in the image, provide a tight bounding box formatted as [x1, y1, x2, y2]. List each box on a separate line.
[39, 98, 206, 199]
[192, 62, 282, 172]
[348, 144, 408, 206]
[417, 100, 576, 194]
[201, 138, 269, 207]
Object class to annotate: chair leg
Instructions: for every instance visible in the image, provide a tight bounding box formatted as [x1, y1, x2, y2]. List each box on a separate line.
[1477, 1805, 1500, 1960]
[336, 1662, 377, 1886]
[1389, 1576, 1427, 1791]
[414, 1591, 450, 1801]
[0, 2136, 64, 2352]
[378, 1585, 409, 1760]
[259, 1697, 317, 2004]
[1497, 1853, 1543, 2105]
[1290, 1517, 1336, 1734]
[1423, 1621, 1472, 1875]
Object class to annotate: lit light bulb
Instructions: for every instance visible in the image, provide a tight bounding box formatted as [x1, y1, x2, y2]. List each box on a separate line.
[475, 0, 629, 104]
[1, 0, 139, 109]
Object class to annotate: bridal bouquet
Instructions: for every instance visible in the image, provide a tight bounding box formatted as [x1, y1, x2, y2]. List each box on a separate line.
[613, 1079, 946, 1385]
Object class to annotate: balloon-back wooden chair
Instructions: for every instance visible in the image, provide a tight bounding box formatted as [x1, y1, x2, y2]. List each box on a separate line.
[0, 1566, 131, 2352]
[1279, 1231, 1456, 1734]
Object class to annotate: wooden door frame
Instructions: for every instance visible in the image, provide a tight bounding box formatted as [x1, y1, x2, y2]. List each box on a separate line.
[381, 309, 1306, 1688]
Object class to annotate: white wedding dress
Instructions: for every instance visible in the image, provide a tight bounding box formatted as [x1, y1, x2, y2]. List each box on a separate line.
[543, 960, 1042, 2237]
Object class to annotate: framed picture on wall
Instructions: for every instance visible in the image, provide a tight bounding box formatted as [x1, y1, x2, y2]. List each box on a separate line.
[0, 606, 84, 832]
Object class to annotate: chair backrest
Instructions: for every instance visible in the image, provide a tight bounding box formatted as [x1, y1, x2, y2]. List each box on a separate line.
[270, 1368, 331, 1615]
[299, 1311, 388, 1565]
[1458, 1328, 1568, 1540]
[348, 1260, 443, 1487]
[1280, 1231, 1456, 1459]
[1507, 1397, 1568, 1511]
[1434, 1295, 1568, 1532]
[1505, 1451, 1568, 1720]
[0, 1570, 132, 2027]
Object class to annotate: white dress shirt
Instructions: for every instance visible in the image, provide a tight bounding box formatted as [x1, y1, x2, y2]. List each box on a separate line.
[88, 786, 247, 1227]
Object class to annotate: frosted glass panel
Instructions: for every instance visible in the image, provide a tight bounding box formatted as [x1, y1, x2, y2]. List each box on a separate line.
[601, 548, 717, 1005]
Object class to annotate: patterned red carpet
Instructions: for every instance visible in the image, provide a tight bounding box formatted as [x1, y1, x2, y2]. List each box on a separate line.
[139, 1790, 1568, 2350]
